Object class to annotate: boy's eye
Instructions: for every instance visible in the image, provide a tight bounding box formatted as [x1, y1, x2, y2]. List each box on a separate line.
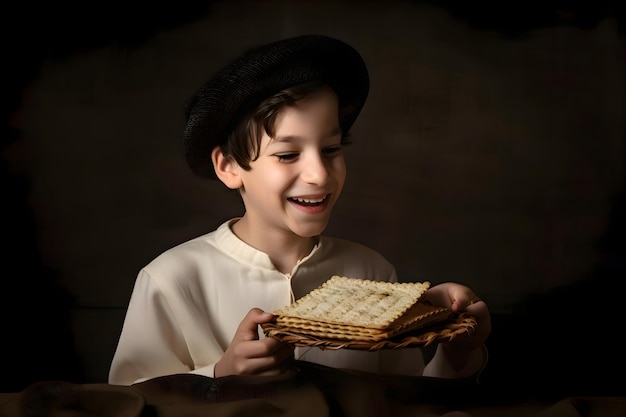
[323, 145, 342, 156]
[276, 153, 299, 162]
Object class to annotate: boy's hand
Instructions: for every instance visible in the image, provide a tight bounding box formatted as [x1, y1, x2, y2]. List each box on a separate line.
[215, 308, 295, 377]
[422, 282, 491, 371]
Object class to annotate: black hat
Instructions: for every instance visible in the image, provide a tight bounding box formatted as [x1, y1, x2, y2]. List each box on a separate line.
[183, 34, 370, 178]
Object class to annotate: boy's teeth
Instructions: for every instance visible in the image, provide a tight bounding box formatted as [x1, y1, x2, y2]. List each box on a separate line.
[294, 197, 324, 203]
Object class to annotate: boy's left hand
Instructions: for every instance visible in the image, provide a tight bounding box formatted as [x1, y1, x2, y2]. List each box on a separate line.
[421, 282, 491, 371]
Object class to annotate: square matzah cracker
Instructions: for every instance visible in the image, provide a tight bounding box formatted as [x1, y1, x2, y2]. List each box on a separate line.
[274, 276, 431, 329]
[275, 302, 451, 341]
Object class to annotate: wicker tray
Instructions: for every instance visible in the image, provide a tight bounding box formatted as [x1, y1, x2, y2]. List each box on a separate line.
[261, 313, 477, 351]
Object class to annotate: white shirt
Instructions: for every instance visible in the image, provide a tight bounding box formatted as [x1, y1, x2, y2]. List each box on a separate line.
[109, 219, 484, 385]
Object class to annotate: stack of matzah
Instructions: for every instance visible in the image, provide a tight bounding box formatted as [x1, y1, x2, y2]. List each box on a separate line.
[270, 276, 452, 342]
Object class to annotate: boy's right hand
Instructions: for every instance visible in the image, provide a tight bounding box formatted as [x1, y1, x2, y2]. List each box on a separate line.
[215, 308, 295, 377]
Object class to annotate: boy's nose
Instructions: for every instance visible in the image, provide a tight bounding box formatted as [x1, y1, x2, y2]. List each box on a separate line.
[301, 154, 330, 185]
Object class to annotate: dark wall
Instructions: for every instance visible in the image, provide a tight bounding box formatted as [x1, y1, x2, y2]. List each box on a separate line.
[2, 1, 213, 392]
[2, 1, 624, 400]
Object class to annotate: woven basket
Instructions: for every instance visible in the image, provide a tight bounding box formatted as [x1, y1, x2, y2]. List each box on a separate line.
[261, 313, 476, 351]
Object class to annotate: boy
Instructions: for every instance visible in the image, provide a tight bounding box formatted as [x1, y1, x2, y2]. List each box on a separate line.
[109, 34, 490, 385]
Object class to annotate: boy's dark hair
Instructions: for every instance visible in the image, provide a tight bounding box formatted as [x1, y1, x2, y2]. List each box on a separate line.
[183, 34, 369, 179]
[221, 80, 353, 172]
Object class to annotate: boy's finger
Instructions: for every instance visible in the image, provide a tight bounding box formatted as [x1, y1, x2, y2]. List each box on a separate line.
[232, 308, 274, 343]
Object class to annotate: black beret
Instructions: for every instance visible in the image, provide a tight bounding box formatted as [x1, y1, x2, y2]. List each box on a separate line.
[183, 34, 370, 178]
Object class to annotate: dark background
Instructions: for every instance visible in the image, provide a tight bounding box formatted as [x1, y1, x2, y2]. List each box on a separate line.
[2, 0, 624, 402]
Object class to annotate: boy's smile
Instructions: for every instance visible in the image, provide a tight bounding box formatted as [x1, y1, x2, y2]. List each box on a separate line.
[232, 86, 346, 254]
[287, 193, 331, 213]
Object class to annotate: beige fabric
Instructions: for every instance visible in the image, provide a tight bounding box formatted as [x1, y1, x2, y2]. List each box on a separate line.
[109, 219, 486, 385]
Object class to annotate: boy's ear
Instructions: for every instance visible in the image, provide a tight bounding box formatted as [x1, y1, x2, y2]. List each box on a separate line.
[211, 147, 243, 189]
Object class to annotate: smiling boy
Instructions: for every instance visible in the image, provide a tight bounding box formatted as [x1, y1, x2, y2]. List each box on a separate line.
[109, 35, 490, 385]
[213, 83, 344, 274]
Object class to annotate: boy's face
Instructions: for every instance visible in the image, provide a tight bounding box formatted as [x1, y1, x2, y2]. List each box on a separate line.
[237, 86, 346, 239]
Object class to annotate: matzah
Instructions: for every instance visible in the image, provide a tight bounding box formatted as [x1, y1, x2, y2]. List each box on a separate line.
[275, 276, 430, 329]
[270, 276, 451, 342]
[275, 302, 451, 341]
